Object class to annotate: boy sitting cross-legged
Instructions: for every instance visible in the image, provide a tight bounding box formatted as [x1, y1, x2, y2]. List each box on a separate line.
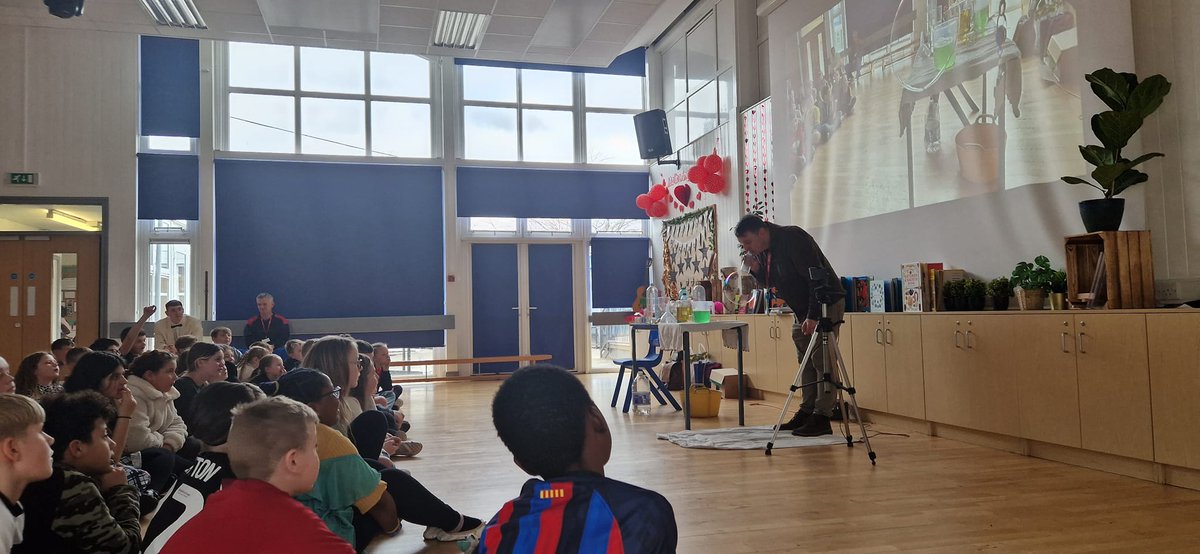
[479, 364, 678, 553]
[161, 396, 354, 553]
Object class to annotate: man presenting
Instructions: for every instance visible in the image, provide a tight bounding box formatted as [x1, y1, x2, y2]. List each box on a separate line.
[735, 215, 844, 437]
[154, 300, 205, 350]
[244, 293, 291, 349]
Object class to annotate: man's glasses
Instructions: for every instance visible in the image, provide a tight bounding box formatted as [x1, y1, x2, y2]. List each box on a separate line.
[326, 386, 342, 400]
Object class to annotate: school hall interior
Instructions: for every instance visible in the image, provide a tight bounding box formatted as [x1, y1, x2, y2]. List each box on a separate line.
[4, 0, 1200, 552]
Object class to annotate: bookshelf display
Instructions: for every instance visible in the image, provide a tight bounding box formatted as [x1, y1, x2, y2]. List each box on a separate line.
[1064, 231, 1156, 309]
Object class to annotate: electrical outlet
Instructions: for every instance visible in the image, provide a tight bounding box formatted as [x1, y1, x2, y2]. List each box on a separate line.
[1155, 278, 1200, 303]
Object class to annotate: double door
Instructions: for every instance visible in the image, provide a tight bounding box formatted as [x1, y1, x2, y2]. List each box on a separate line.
[471, 243, 576, 373]
[0, 235, 101, 357]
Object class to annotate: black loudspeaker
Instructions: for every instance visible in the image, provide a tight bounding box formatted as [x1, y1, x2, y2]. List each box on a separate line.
[633, 109, 674, 160]
[45, 0, 84, 18]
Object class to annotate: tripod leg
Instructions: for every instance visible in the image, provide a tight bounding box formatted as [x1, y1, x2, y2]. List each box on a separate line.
[767, 328, 822, 456]
[831, 340, 877, 465]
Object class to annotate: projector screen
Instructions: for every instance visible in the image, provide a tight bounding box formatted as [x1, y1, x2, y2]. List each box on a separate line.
[771, 0, 1086, 228]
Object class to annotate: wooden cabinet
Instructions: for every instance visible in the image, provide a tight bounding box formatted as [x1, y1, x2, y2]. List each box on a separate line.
[1075, 314, 1153, 461]
[884, 316, 925, 419]
[920, 316, 1015, 434]
[1148, 313, 1200, 469]
[848, 315, 888, 411]
[1009, 315, 1082, 448]
[751, 315, 782, 392]
[921, 315, 972, 427]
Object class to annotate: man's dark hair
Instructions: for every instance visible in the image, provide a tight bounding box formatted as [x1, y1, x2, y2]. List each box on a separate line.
[734, 214, 768, 237]
[119, 326, 146, 340]
[88, 337, 120, 352]
[175, 335, 199, 353]
[354, 339, 373, 355]
[65, 347, 91, 365]
[51, 338, 74, 351]
[41, 391, 116, 461]
[190, 381, 264, 446]
[165, 300, 183, 310]
[492, 364, 593, 478]
[129, 350, 176, 379]
[64, 351, 125, 394]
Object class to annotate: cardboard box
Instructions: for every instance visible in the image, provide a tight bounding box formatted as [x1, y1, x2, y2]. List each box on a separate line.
[709, 368, 750, 399]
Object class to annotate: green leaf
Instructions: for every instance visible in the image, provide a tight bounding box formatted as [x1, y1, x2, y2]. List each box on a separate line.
[1091, 111, 1143, 152]
[1035, 255, 1051, 269]
[1086, 68, 1134, 111]
[1126, 152, 1164, 169]
[1111, 169, 1149, 197]
[1061, 175, 1091, 184]
[1127, 74, 1172, 119]
[1078, 145, 1115, 167]
[1092, 161, 1131, 188]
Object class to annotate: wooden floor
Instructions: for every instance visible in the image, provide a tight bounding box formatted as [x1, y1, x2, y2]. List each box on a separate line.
[371, 374, 1200, 553]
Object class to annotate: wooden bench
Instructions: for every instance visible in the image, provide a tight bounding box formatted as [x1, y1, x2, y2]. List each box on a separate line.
[388, 354, 552, 382]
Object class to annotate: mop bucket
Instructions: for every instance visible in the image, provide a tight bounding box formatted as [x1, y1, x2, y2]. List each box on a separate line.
[955, 114, 1006, 184]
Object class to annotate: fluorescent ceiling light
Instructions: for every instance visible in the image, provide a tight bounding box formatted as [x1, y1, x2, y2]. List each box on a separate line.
[433, 10, 489, 50]
[139, 0, 208, 29]
[46, 209, 100, 232]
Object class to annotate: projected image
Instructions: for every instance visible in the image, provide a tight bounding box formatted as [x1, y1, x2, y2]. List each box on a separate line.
[772, 0, 1083, 227]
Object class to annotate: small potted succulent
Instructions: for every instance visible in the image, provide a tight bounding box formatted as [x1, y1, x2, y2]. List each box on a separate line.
[1011, 256, 1057, 310]
[962, 278, 987, 311]
[942, 280, 966, 311]
[1048, 269, 1069, 310]
[988, 277, 1012, 311]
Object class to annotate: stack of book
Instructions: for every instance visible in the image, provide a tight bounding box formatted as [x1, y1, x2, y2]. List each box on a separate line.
[840, 276, 904, 312]
[900, 262, 968, 312]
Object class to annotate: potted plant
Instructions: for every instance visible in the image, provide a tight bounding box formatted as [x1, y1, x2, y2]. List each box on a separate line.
[942, 280, 965, 311]
[1011, 256, 1057, 310]
[1062, 68, 1172, 232]
[1048, 270, 1068, 310]
[988, 277, 1012, 311]
[962, 278, 987, 311]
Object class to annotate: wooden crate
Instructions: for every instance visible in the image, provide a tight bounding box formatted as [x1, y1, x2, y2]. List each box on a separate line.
[1064, 231, 1156, 309]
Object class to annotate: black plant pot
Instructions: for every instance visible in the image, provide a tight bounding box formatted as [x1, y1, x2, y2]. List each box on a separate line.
[944, 297, 962, 311]
[1079, 198, 1125, 232]
[966, 296, 986, 311]
[992, 295, 1011, 311]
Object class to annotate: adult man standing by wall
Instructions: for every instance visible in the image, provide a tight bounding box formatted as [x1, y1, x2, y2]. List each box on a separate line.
[244, 293, 291, 349]
[735, 215, 844, 437]
[154, 300, 205, 350]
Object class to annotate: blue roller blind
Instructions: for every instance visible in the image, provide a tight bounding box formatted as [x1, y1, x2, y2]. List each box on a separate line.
[137, 153, 199, 220]
[591, 238, 650, 309]
[457, 167, 648, 219]
[455, 47, 646, 77]
[140, 36, 200, 138]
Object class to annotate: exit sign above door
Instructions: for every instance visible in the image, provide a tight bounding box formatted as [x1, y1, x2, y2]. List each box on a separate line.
[8, 173, 38, 185]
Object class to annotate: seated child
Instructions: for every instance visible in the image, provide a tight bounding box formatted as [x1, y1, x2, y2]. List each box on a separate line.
[141, 382, 264, 553]
[0, 394, 55, 551]
[248, 353, 286, 384]
[160, 396, 353, 553]
[15, 391, 141, 554]
[125, 351, 188, 455]
[479, 364, 678, 553]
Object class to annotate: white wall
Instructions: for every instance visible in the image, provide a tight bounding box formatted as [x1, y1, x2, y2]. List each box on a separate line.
[0, 26, 139, 325]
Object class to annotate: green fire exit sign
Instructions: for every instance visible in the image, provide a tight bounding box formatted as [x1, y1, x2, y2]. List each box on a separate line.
[8, 172, 38, 185]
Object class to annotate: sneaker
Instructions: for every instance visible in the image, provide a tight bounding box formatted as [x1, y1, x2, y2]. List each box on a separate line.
[777, 409, 810, 431]
[423, 520, 483, 542]
[791, 414, 832, 437]
[391, 440, 423, 458]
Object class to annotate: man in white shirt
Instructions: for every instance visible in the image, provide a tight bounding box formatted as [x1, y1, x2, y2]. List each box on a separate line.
[153, 300, 205, 351]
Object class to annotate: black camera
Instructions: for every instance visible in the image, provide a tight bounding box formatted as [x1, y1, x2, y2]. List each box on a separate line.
[45, 0, 84, 19]
[809, 266, 845, 305]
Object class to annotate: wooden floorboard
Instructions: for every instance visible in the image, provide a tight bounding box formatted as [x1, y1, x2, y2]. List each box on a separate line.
[370, 374, 1200, 553]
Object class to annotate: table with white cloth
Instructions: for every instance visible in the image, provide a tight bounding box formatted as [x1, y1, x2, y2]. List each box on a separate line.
[631, 321, 748, 430]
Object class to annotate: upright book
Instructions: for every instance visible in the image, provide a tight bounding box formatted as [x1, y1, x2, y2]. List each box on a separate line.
[901, 263, 925, 312]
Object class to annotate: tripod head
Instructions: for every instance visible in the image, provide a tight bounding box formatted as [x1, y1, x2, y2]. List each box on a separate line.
[808, 266, 845, 306]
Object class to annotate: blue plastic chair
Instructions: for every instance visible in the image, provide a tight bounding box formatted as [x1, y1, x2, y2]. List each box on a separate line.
[611, 330, 681, 413]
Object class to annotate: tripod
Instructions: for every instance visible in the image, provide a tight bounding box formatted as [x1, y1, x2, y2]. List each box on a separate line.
[765, 299, 877, 465]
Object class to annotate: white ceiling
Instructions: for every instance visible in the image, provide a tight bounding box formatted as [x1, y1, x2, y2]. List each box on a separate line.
[0, 204, 104, 232]
[0, 0, 687, 67]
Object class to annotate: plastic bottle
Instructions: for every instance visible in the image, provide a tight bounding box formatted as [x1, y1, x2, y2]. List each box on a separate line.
[677, 287, 692, 322]
[632, 369, 653, 416]
[645, 284, 660, 322]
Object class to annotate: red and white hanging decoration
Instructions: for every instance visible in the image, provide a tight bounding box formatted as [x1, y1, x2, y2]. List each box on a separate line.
[742, 98, 775, 221]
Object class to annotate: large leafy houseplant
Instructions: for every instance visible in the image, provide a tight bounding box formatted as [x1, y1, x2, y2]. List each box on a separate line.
[1062, 68, 1171, 232]
[1011, 256, 1057, 310]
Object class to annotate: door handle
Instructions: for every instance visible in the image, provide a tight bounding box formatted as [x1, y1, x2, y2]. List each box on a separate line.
[528, 306, 538, 310]
[884, 328, 893, 345]
[954, 330, 963, 348]
[511, 307, 520, 310]
[1078, 332, 1087, 354]
[875, 328, 884, 344]
[965, 330, 975, 349]
[26, 286, 35, 317]
[1060, 332, 1069, 353]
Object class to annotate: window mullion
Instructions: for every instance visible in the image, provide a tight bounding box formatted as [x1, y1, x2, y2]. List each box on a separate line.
[364, 50, 372, 157]
[293, 46, 301, 154]
[574, 73, 585, 164]
[516, 69, 524, 162]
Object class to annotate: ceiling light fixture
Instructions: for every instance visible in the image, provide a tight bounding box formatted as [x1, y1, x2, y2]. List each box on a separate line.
[46, 209, 100, 232]
[138, 0, 208, 29]
[432, 10, 489, 50]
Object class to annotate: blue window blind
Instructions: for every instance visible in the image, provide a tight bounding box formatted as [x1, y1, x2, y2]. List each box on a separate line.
[140, 36, 200, 138]
[591, 238, 650, 309]
[137, 153, 199, 220]
[457, 167, 648, 219]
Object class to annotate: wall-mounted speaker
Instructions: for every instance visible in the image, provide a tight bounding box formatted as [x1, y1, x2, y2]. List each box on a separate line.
[633, 109, 674, 161]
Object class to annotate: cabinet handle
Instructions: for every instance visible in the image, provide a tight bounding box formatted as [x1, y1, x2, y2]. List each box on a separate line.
[875, 328, 884, 344]
[954, 330, 963, 348]
[884, 328, 893, 345]
[1060, 332, 1069, 353]
[965, 330, 975, 349]
[1078, 332, 1087, 354]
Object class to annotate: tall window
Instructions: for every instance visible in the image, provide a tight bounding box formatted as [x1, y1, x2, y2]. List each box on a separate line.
[660, 9, 734, 149]
[224, 43, 435, 158]
[143, 219, 194, 314]
[460, 66, 645, 165]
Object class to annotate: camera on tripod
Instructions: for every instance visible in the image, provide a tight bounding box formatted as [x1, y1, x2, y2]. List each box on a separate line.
[808, 266, 845, 306]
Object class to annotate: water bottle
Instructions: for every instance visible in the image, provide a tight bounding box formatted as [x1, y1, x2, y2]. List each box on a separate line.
[632, 369, 653, 416]
[645, 284, 660, 322]
[925, 98, 941, 153]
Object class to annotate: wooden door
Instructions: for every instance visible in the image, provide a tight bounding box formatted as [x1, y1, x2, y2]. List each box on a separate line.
[0, 235, 99, 356]
[848, 314, 887, 411]
[1010, 315, 1081, 448]
[920, 314, 970, 426]
[1075, 314, 1153, 460]
[0, 238, 22, 358]
[884, 315, 925, 419]
[1147, 313, 1200, 469]
[964, 317, 1019, 436]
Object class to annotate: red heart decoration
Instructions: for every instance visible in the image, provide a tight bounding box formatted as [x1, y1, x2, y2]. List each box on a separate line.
[688, 201, 695, 208]
[673, 185, 691, 205]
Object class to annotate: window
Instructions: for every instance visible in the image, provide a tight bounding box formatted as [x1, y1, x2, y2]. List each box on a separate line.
[223, 43, 434, 158]
[591, 219, 645, 236]
[659, 9, 734, 149]
[468, 217, 519, 234]
[460, 65, 644, 165]
[463, 218, 646, 239]
[148, 243, 191, 314]
[526, 218, 572, 234]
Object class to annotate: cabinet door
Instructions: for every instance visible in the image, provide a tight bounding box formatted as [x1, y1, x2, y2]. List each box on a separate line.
[920, 315, 970, 426]
[1148, 313, 1200, 469]
[749, 315, 780, 393]
[964, 317, 1019, 436]
[848, 315, 887, 411]
[1010, 315, 1081, 448]
[1075, 314, 1153, 460]
[885, 315, 926, 419]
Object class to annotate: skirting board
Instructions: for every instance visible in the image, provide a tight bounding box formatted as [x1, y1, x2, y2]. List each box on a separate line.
[861, 409, 1200, 492]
